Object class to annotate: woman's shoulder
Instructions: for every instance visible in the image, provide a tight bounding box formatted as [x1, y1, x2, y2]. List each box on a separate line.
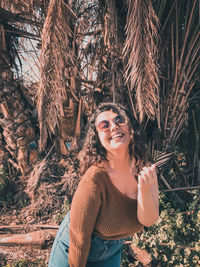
[81, 164, 107, 183]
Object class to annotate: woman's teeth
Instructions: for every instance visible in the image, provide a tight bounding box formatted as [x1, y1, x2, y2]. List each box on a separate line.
[111, 133, 123, 140]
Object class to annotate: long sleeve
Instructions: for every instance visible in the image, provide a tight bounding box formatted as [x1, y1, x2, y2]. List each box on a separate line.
[69, 173, 101, 267]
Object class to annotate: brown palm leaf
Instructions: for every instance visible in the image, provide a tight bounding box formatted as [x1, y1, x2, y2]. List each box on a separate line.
[123, 0, 160, 122]
[0, 0, 48, 13]
[38, 0, 77, 150]
[154, 151, 173, 169]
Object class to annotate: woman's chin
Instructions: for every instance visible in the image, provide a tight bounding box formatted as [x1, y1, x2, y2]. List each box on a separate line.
[107, 140, 129, 151]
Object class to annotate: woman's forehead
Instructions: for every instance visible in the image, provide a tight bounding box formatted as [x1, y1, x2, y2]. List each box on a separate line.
[95, 110, 118, 124]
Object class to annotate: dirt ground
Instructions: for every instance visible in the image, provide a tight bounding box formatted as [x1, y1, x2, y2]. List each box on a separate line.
[0, 152, 79, 266]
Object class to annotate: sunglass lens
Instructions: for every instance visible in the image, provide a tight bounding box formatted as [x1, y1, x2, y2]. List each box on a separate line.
[98, 120, 110, 131]
[115, 115, 125, 125]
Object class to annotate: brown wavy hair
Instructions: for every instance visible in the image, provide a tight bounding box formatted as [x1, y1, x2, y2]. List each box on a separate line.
[78, 102, 149, 176]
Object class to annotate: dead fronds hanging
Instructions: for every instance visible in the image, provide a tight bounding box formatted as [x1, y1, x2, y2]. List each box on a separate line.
[0, 0, 49, 14]
[123, 0, 160, 122]
[159, 0, 200, 150]
[38, 0, 77, 151]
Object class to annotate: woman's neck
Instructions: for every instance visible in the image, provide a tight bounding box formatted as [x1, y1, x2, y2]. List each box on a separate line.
[105, 149, 131, 172]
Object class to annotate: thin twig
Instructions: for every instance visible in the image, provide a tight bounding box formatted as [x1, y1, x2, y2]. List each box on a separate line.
[163, 185, 200, 192]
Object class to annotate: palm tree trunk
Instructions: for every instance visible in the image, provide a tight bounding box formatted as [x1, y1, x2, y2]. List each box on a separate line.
[0, 25, 38, 176]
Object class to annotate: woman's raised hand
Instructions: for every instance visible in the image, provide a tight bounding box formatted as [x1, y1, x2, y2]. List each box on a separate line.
[137, 164, 159, 226]
[138, 164, 157, 193]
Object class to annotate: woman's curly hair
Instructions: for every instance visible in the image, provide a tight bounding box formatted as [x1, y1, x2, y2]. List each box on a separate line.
[78, 102, 149, 176]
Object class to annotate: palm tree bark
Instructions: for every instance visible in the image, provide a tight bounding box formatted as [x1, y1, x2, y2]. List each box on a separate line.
[0, 21, 38, 176]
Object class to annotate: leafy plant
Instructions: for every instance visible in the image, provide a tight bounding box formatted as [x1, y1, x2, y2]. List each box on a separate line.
[0, 168, 16, 203]
[54, 197, 70, 224]
[131, 191, 200, 266]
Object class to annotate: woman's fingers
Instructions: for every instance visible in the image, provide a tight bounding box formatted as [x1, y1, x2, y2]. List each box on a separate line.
[138, 164, 157, 191]
[142, 166, 155, 183]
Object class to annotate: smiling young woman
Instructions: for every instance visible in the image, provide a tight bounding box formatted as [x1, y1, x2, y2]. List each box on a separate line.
[48, 102, 159, 267]
[95, 111, 131, 153]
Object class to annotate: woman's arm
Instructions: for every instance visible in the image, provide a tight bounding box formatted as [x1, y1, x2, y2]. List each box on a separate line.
[137, 164, 159, 227]
[69, 170, 101, 267]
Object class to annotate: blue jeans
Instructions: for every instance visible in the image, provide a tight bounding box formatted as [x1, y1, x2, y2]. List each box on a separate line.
[48, 212, 125, 267]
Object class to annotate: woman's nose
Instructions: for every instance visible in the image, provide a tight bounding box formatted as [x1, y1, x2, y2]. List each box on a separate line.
[109, 121, 119, 131]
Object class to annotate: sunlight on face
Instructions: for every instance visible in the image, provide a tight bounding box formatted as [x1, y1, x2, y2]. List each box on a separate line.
[95, 110, 132, 153]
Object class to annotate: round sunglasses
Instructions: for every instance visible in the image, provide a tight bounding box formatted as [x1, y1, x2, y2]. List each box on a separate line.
[97, 115, 127, 132]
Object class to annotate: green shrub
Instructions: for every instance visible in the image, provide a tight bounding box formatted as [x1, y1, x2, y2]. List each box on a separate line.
[0, 168, 16, 203]
[131, 191, 200, 266]
[54, 197, 70, 224]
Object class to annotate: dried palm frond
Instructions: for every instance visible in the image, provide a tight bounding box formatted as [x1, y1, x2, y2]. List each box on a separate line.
[154, 151, 173, 169]
[0, 3, 43, 84]
[158, 0, 200, 150]
[0, 6, 42, 27]
[123, 0, 160, 122]
[38, 0, 77, 150]
[0, 0, 49, 14]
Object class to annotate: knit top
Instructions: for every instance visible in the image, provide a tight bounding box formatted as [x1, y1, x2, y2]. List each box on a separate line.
[69, 165, 143, 267]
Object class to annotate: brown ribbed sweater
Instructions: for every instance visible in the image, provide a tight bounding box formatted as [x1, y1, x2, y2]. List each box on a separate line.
[69, 165, 143, 267]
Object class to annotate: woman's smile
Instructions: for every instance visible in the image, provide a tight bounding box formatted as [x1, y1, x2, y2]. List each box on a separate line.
[109, 132, 124, 140]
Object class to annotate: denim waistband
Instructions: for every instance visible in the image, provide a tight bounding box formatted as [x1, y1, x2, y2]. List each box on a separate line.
[92, 234, 124, 245]
[87, 234, 124, 262]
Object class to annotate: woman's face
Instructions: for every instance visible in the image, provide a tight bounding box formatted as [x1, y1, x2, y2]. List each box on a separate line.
[95, 110, 132, 153]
